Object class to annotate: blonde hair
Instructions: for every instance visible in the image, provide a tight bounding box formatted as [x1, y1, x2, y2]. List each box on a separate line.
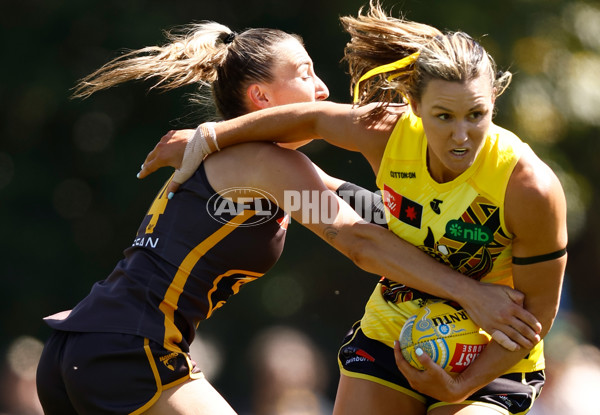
[72, 22, 302, 119]
[342, 1, 511, 114]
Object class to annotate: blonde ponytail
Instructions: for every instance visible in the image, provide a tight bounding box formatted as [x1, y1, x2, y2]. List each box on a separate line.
[71, 22, 234, 99]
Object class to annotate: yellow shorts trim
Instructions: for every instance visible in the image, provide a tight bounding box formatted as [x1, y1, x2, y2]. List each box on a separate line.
[129, 339, 205, 415]
[429, 400, 509, 414]
[129, 338, 163, 415]
[339, 366, 426, 404]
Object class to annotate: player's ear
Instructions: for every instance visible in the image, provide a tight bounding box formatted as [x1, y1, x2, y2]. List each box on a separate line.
[409, 98, 421, 117]
[247, 84, 271, 110]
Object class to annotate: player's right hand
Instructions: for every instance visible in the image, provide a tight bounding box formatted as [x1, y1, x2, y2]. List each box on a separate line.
[462, 284, 541, 352]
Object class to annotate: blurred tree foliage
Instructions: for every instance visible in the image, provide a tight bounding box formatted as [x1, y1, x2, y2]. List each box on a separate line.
[1, 0, 598, 409]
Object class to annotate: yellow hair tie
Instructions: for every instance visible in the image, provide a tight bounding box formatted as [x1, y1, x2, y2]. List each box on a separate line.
[352, 52, 420, 104]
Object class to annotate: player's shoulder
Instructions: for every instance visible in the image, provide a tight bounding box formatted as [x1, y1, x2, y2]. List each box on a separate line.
[510, 146, 562, 202]
[505, 145, 566, 237]
[204, 142, 310, 191]
[207, 141, 289, 166]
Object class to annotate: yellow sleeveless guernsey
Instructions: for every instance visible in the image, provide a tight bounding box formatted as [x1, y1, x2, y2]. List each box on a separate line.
[363, 109, 544, 374]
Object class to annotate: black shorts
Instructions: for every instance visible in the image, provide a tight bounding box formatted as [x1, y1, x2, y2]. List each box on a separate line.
[36, 330, 202, 415]
[338, 321, 545, 414]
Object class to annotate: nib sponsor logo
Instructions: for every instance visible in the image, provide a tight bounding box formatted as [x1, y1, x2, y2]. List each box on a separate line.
[446, 220, 493, 245]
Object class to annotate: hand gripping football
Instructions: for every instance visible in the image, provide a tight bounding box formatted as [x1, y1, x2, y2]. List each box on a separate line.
[399, 300, 490, 373]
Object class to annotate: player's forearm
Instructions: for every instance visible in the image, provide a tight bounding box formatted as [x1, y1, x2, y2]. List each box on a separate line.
[213, 102, 329, 148]
[514, 256, 566, 337]
[313, 164, 346, 192]
[452, 264, 565, 401]
[342, 221, 481, 300]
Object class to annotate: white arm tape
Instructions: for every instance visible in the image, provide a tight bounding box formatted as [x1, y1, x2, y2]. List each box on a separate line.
[171, 122, 215, 184]
[201, 122, 219, 151]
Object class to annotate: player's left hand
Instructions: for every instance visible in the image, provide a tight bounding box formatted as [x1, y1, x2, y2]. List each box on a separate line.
[138, 129, 195, 195]
[393, 341, 466, 403]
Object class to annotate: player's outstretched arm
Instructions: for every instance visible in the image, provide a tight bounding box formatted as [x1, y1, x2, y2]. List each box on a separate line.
[138, 101, 392, 195]
[204, 143, 543, 351]
[138, 133, 543, 351]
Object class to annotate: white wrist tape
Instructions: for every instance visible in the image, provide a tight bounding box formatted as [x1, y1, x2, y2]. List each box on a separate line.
[201, 122, 219, 151]
[171, 122, 218, 184]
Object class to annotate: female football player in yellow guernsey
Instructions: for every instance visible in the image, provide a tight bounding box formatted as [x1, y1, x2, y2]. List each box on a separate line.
[37, 17, 542, 415]
[139, 2, 568, 414]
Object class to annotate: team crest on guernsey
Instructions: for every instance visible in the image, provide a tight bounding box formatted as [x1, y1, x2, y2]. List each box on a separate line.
[418, 196, 510, 281]
[383, 185, 423, 228]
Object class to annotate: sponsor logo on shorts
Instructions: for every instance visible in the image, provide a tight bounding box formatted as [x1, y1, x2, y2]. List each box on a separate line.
[496, 393, 530, 409]
[340, 346, 375, 365]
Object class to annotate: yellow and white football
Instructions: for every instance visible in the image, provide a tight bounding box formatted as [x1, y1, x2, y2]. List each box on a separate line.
[399, 300, 490, 373]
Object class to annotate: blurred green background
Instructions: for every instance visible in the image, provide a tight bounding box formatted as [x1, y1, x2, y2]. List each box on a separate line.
[1, 0, 599, 413]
